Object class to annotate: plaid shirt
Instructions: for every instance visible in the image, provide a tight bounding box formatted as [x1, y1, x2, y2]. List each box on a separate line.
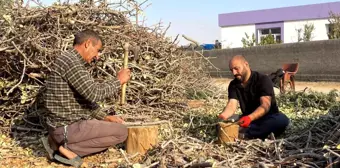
[43, 49, 120, 128]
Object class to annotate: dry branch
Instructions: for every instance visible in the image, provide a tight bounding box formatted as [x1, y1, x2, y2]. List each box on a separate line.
[0, 1, 216, 124]
[1, 1, 340, 168]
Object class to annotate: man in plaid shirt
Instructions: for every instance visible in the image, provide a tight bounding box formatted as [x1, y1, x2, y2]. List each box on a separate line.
[40, 29, 130, 167]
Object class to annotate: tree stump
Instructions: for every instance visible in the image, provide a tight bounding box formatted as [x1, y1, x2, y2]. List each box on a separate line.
[125, 125, 159, 155]
[217, 122, 239, 143]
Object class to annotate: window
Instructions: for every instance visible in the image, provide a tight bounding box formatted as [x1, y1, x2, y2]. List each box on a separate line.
[261, 29, 269, 34]
[258, 28, 282, 43]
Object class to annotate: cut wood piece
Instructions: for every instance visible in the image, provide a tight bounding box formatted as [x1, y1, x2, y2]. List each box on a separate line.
[187, 100, 205, 108]
[125, 125, 159, 155]
[217, 122, 239, 143]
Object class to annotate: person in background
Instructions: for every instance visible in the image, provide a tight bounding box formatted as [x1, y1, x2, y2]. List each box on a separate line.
[214, 40, 222, 49]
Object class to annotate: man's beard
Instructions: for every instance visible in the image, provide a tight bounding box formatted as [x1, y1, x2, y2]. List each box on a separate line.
[234, 75, 242, 81]
[234, 72, 245, 82]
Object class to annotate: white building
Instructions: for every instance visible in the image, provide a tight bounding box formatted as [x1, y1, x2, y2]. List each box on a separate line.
[218, 2, 340, 49]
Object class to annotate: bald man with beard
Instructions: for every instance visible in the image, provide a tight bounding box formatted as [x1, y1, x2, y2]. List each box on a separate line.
[218, 55, 289, 140]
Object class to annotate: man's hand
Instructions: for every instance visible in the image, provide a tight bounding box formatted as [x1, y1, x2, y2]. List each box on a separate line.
[218, 112, 230, 120]
[117, 68, 131, 85]
[104, 115, 124, 124]
[239, 116, 251, 128]
[218, 99, 238, 120]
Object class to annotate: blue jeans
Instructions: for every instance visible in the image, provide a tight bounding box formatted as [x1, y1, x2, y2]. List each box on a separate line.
[244, 112, 290, 140]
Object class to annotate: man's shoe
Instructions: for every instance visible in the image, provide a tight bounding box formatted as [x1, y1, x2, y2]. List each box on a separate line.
[40, 136, 55, 160]
[54, 154, 83, 168]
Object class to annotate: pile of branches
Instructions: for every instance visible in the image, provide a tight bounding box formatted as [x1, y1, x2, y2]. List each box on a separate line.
[6, 99, 340, 168]
[128, 100, 340, 168]
[2, 1, 340, 168]
[0, 1, 217, 128]
[93, 91, 340, 168]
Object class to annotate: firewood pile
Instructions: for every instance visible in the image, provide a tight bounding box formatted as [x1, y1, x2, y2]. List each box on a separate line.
[0, 1, 218, 127]
[1, 1, 340, 168]
[140, 102, 340, 168]
[90, 98, 340, 168]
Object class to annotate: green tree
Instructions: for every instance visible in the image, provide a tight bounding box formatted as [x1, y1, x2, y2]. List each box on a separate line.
[241, 33, 256, 48]
[259, 33, 281, 45]
[328, 11, 340, 39]
[296, 23, 315, 42]
[303, 23, 315, 41]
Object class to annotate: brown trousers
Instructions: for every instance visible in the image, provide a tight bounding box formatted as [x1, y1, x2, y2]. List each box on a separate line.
[49, 120, 128, 157]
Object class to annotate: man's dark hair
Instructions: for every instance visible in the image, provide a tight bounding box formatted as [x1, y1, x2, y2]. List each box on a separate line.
[73, 29, 103, 46]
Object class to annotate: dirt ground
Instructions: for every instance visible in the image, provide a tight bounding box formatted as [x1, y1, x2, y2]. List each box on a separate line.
[212, 78, 340, 94]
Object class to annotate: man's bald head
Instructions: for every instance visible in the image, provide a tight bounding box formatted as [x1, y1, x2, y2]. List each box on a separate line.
[229, 55, 247, 65]
[229, 55, 251, 83]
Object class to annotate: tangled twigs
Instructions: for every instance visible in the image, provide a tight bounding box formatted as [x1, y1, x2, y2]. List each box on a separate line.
[6, 59, 26, 96]
[0, 1, 218, 125]
[1, 1, 340, 168]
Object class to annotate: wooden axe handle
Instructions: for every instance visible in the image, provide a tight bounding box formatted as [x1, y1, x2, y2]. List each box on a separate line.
[121, 43, 129, 105]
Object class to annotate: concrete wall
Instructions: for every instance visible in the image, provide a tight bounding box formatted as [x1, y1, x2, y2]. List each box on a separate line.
[204, 39, 340, 81]
[221, 24, 255, 49]
[284, 18, 330, 43]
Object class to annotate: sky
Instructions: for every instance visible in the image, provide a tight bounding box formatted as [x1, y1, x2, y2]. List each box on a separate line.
[39, 0, 339, 45]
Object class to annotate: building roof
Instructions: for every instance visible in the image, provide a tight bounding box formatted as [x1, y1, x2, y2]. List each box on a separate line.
[219, 1, 340, 27]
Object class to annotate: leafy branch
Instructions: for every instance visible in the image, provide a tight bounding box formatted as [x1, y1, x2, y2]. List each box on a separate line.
[241, 33, 256, 47]
[328, 11, 340, 39]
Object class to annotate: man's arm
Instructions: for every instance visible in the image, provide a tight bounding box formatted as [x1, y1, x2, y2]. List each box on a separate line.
[62, 59, 125, 120]
[64, 62, 121, 103]
[248, 96, 271, 121]
[219, 81, 239, 120]
[218, 98, 238, 120]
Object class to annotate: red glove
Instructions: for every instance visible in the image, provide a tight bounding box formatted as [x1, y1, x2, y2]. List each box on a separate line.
[239, 116, 251, 128]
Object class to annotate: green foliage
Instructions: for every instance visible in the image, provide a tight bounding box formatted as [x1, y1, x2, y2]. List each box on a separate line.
[303, 23, 315, 42]
[0, 78, 39, 105]
[241, 32, 282, 48]
[182, 112, 219, 142]
[258, 33, 281, 45]
[241, 33, 256, 48]
[186, 88, 213, 100]
[328, 11, 340, 39]
[182, 89, 340, 142]
[297, 23, 315, 42]
[0, 78, 17, 101]
[277, 89, 339, 110]
[277, 89, 339, 136]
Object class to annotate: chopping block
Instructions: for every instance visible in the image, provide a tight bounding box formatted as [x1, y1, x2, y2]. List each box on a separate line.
[125, 125, 159, 156]
[217, 122, 239, 143]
